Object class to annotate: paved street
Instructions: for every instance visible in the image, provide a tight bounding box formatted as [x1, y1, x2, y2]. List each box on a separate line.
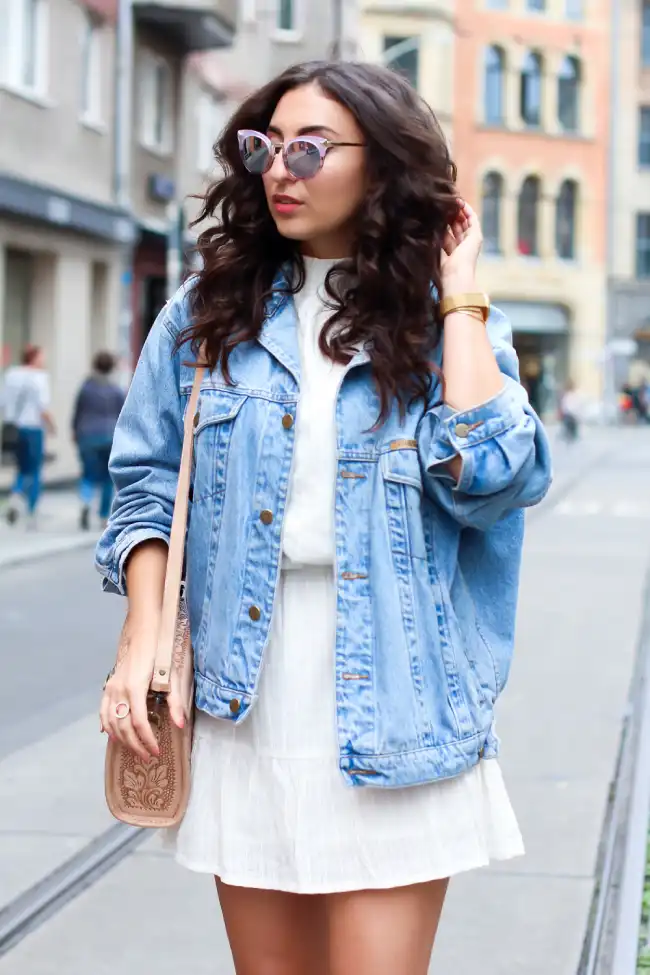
[0, 425, 649, 973]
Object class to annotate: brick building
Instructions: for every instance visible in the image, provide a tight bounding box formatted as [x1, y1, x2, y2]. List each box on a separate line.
[452, 0, 611, 413]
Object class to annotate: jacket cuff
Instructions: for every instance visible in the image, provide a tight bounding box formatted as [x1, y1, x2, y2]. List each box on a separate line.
[426, 383, 521, 493]
[97, 528, 170, 596]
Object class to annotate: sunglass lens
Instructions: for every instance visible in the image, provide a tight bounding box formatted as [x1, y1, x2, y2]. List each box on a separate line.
[239, 133, 271, 174]
[285, 140, 321, 179]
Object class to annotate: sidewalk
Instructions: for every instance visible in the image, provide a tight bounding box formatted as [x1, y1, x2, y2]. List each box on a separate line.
[1, 427, 649, 974]
[0, 491, 99, 570]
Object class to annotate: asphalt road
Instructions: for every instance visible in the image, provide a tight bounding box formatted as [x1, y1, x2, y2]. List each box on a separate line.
[0, 548, 124, 759]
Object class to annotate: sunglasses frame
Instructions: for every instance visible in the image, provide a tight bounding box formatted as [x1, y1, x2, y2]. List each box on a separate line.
[237, 129, 365, 180]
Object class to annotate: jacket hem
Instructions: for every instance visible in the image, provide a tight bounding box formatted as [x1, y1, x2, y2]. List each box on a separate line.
[195, 670, 258, 723]
[338, 728, 499, 788]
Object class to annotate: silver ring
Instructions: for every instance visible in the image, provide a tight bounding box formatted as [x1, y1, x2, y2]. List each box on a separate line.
[115, 701, 130, 720]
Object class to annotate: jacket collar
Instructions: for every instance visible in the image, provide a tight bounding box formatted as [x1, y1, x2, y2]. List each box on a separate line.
[257, 264, 371, 382]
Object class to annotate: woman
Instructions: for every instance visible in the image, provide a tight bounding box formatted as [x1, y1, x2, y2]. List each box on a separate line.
[72, 351, 125, 530]
[2, 344, 55, 526]
[97, 61, 552, 974]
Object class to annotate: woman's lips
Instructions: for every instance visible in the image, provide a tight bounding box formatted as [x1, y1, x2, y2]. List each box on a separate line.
[272, 195, 302, 215]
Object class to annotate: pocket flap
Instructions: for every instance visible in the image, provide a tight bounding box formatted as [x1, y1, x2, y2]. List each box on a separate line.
[192, 391, 247, 435]
[380, 442, 423, 491]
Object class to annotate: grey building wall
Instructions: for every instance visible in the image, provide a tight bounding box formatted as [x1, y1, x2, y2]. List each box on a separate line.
[0, 0, 116, 206]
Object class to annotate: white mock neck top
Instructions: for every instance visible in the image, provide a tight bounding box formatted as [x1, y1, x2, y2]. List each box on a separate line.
[282, 257, 347, 568]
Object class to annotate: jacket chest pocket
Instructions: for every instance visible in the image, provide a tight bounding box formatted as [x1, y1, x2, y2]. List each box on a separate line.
[191, 391, 247, 504]
[380, 444, 426, 560]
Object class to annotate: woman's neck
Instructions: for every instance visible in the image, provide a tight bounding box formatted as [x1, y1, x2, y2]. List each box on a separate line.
[301, 230, 354, 261]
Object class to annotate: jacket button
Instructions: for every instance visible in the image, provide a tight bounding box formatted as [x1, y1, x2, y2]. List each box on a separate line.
[260, 509, 273, 525]
[282, 413, 294, 430]
[229, 698, 240, 714]
[249, 605, 261, 621]
[478, 747, 485, 759]
[455, 422, 470, 438]
[193, 412, 200, 428]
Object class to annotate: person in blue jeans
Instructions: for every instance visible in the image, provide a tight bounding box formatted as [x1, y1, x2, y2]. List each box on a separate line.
[72, 351, 125, 530]
[2, 344, 55, 526]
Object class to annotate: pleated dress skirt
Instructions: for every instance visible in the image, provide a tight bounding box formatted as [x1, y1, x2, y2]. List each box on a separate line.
[169, 565, 524, 893]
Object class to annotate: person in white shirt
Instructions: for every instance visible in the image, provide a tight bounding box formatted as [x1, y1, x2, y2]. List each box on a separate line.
[559, 380, 581, 442]
[1, 344, 55, 524]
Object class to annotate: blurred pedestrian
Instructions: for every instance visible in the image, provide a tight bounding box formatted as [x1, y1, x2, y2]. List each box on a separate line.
[97, 61, 552, 972]
[559, 379, 581, 442]
[72, 351, 125, 531]
[1, 344, 55, 526]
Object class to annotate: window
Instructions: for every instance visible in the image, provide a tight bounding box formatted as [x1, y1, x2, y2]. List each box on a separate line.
[241, 0, 256, 23]
[558, 56, 580, 132]
[565, 0, 582, 19]
[277, 0, 295, 31]
[197, 91, 227, 173]
[527, 0, 545, 11]
[556, 180, 577, 259]
[484, 46, 505, 125]
[140, 53, 173, 153]
[80, 14, 102, 123]
[1, 0, 48, 94]
[640, 108, 650, 166]
[482, 173, 503, 253]
[383, 36, 420, 90]
[485, 0, 508, 8]
[518, 176, 540, 256]
[637, 214, 650, 277]
[520, 51, 543, 127]
[643, 0, 650, 66]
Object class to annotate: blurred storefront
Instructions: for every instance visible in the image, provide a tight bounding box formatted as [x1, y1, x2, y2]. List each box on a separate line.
[496, 300, 570, 416]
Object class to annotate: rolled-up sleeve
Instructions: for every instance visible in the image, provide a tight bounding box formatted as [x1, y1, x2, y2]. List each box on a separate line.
[95, 302, 184, 595]
[418, 305, 552, 530]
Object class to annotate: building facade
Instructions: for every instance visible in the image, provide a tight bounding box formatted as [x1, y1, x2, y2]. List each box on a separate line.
[359, 0, 455, 143]
[452, 0, 611, 415]
[0, 0, 235, 484]
[607, 0, 650, 397]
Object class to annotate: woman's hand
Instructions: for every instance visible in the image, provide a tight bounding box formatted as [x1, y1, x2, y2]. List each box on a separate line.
[440, 201, 483, 295]
[100, 622, 186, 761]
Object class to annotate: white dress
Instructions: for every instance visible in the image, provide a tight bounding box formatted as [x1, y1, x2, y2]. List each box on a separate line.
[171, 257, 524, 893]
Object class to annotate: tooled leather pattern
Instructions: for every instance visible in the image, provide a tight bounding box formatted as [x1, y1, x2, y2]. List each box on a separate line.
[117, 608, 190, 813]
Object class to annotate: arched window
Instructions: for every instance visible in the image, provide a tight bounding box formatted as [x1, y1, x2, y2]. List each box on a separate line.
[556, 180, 578, 259]
[518, 176, 540, 255]
[520, 51, 543, 126]
[485, 46, 505, 125]
[558, 56, 580, 132]
[482, 172, 503, 253]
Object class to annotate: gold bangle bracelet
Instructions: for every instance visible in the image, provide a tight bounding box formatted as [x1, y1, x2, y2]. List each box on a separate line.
[442, 307, 486, 324]
[439, 292, 490, 322]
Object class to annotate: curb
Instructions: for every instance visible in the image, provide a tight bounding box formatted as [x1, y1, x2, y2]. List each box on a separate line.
[0, 534, 98, 572]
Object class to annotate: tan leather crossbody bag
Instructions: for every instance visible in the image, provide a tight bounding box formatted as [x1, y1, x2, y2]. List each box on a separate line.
[105, 362, 205, 828]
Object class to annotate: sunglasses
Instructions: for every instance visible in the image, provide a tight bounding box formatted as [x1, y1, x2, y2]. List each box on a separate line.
[237, 129, 366, 181]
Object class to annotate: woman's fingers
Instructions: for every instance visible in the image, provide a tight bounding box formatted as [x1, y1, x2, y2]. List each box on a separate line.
[130, 688, 161, 757]
[442, 227, 459, 256]
[169, 689, 187, 730]
[103, 677, 159, 760]
[116, 713, 153, 762]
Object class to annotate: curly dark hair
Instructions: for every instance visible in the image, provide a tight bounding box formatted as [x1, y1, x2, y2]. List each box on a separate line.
[184, 60, 460, 423]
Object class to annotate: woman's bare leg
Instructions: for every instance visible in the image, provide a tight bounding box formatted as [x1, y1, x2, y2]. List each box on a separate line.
[216, 878, 329, 975]
[325, 878, 449, 975]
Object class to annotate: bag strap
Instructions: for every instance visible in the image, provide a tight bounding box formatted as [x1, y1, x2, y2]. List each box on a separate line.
[151, 362, 205, 694]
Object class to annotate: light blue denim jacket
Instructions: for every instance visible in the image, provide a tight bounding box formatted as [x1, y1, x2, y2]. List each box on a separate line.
[96, 278, 552, 789]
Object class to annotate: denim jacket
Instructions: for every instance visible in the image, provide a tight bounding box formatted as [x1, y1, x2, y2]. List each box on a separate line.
[96, 279, 552, 789]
